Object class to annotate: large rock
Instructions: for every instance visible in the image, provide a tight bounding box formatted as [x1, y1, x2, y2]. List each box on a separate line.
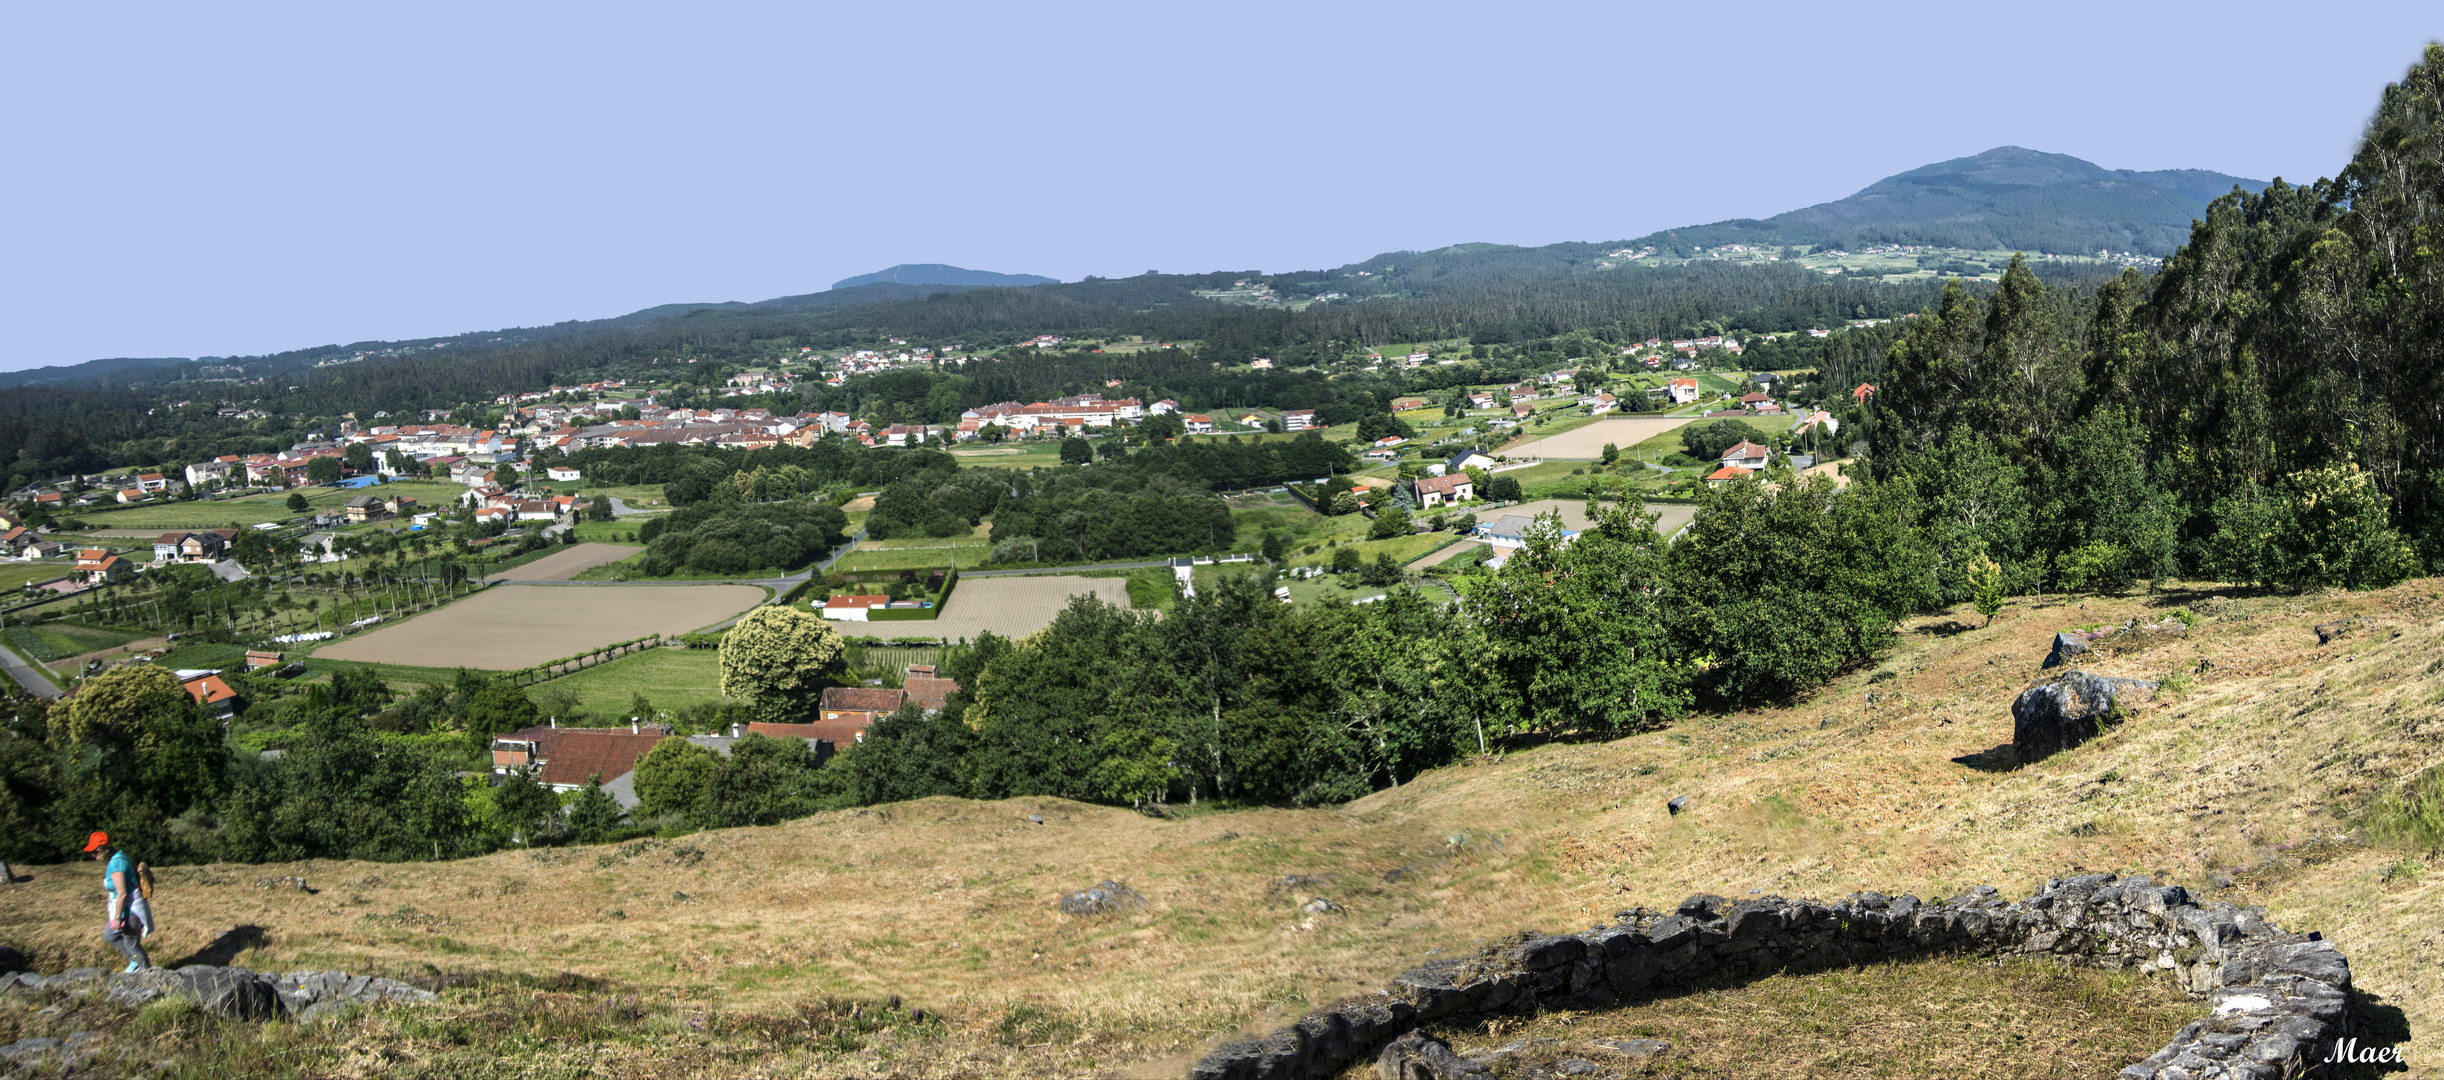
[2012, 670, 2157, 762]
[1375, 1030, 1491, 1079]
[2042, 631, 2091, 669]
[1058, 880, 1145, 917]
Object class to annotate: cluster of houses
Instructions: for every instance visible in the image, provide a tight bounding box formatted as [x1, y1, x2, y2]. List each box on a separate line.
[486, 666, 960, 806]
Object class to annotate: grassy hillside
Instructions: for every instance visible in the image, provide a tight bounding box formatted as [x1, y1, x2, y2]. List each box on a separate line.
[1, 582, 2434, 1075]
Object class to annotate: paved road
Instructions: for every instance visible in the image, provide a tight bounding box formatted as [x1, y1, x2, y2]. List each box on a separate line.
[606, 496, 668, 518]
[0, 639, 62, 697]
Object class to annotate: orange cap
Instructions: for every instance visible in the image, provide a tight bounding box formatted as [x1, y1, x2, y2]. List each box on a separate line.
[83, 831, 110, 852]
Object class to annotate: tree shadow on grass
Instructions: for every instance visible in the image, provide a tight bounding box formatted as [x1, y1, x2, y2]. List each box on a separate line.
[1950, 744, 2019, 773]
[1914, 619, 1976, 638]
[166, 924, 266, 969]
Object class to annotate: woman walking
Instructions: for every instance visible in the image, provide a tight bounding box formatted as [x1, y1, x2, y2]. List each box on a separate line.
[84, 832, 151, 972]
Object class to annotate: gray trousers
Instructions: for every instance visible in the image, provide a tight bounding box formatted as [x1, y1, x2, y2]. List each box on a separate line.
[104, 897, 152, 968]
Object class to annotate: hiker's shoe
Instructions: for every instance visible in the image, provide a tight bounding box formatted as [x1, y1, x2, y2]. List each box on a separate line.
[123, 961, 143, 973]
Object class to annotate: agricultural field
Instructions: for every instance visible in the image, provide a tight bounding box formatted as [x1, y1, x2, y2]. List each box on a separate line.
[1, 621, 146, 663]
[907, 575, 1130, 640]
[490, 543, 643, 582]
[570, 520, 648, 543]
[1502, 416, 1693, 459]
[583, 484, 677, 510]
[1631, 414, 1787, 458]
[1282, 529, 1457, 571]
[833, 539, 992, 573]
[946, 443, 1063, 469]
[314, 583, 765, 670]
[529, 646, 732, 720]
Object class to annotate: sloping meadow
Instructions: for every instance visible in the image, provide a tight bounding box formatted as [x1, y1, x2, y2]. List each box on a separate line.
[1, 583, 2437, 1076]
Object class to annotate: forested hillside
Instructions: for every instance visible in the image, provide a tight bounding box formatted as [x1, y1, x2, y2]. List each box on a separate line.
[1632, 146, 2268, 256]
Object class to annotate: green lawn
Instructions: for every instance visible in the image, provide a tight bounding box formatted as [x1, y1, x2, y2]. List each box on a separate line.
[834, 541, 990, 573]
[0, 561, 77, 591]
[570, 520, 648, 543]
[947, 443, 1064, 469]
[1284, 529, 1459, 570]
[527, 647, 732, 721]
[581, 484, 676, 509]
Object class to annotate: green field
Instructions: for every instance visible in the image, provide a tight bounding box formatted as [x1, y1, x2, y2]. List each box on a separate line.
[1283, 528, 1459, 570]
[0, 562, 76, 591]
[570, 520, 648, 543]
[946, 443, 1064, 469]
[1631, 415, 1786, 459]
[72, 480, 467, 530]
[298, 656, 468, 690]
[153, 641, 250, 671]
[528, 646, 732, 720]
[3, 621, 148, 662]
[835, 547, 987, 574]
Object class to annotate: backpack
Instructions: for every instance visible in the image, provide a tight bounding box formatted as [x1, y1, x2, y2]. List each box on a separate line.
[136, 861, 154, 902]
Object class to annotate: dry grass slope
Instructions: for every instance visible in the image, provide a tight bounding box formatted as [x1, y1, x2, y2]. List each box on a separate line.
[3, 583, 2440, 1076]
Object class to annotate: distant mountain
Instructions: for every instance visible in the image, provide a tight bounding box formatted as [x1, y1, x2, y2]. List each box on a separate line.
[0, 355, 197, 390]
[1632, 146, 2267, 257]
[830, 264, 1057, 291]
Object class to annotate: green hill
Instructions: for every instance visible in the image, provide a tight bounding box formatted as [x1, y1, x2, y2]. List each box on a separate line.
[1632, 146, 2267, 256]
[830, 263, 1057, 290]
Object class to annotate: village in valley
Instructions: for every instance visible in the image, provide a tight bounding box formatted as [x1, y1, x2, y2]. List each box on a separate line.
[0, 314, 1883, 815]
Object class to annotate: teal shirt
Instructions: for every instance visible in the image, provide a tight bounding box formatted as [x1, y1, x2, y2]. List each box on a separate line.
[104, 851, 136, 899]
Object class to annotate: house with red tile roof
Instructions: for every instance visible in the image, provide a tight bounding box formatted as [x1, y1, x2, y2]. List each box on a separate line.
[821, 686, 907, 728]
[179, 671, 240, 720]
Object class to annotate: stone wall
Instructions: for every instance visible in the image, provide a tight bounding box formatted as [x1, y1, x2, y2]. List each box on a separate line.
[1188, 875, 2352, 1080]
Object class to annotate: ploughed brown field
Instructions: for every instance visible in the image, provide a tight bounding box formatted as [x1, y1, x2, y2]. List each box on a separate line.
[315, 583, 764, 669]
[1502, 416, 1692, 458]
[490, 542, 642, 582]
[917, 575, 1129, 639]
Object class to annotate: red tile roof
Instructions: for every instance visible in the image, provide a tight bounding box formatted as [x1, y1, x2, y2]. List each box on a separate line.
[902, 676, 960, 712]
[533, 730, 667, 787]
[820, 686, 907, 715]
[181, 674, 238, 706]
[746, 718, 870, 744]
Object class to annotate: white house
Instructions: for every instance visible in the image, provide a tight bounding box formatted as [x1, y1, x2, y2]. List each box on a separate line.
[1720, 440, 1771, 470]
[546, 466, 582, 482]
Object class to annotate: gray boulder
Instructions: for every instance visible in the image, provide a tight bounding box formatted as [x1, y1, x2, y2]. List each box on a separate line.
[1058, 880, 1145, 916]
[103, 966, 288, 1021]
[1591, 1036, 1672, 1062]
[1376, 1030, 1492, 1079]
[2042, 631, 2091, 669]
[2013, 670, 2158, 762]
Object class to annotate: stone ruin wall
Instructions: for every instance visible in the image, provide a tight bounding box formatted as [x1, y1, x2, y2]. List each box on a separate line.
[1188, 874, 2354, 1080]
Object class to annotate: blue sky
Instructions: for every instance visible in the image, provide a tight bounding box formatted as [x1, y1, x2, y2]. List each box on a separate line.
[1, 2, 2436, 370]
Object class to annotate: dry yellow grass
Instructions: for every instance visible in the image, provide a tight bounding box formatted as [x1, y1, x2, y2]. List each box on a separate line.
[4, 582, 2439, 1076]
[1330, 956, 2205, 1080]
